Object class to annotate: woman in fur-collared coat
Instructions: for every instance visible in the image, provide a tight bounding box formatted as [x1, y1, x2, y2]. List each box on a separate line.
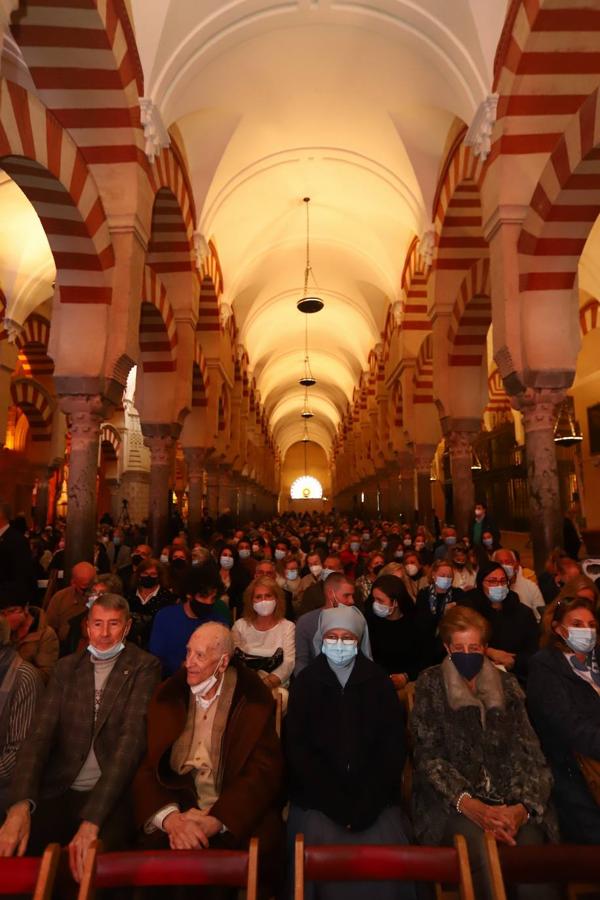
[411, 606, 558, 900]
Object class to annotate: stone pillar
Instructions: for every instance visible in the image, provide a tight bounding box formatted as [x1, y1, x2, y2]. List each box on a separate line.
[414, 445, 436, 530]
[520, 389, 564, 571]
[32, 466, 51, 530]
[399, 468, 415, 525]
[205, 464, 220, 520]
[142, 426, 175, 554]
[59, 394, 106, 574]
[446, 429, 476, 538]
[184, 447, 209, 543]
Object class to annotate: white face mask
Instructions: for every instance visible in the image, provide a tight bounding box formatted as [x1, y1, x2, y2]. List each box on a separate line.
[372, 600, 393, 618]
[309, 564, 323, 578]
[190, 656, 225, 708]
[405, 563, 419, 577]
[159, 554, 169, 565]
[220, 555, 234, 569]
[286, 570, 298, 581]
[274, 549, 286, 560]
[253, 599, 277, 617]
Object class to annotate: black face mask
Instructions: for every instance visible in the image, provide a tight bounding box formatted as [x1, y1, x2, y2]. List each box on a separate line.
[454, 562, 465, 569]
[171, 558, 187, 571]
[131, 554, 143, 567]
[190, 596, 214, 616]
[139, 575, 158, 589]
[372, 564, 383, 575]
[451, 652, 484, 681]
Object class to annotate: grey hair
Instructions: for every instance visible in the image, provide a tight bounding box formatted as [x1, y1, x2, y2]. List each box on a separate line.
[88, 592, 130, 618]
[492, 549, 516, 564]
[94, 573, 124, 594]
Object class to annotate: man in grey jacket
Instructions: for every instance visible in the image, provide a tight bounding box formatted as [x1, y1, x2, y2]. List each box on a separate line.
[0, 593, 160, 881]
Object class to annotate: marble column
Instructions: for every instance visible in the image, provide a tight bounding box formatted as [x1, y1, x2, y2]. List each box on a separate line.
[184, 447, 210, 543]
[399, 467, 415, 525]
[414, 445, 436, 530]
[446, 429, 476, 539]
[59, 394, 106, 574]
[520, 389, 564, 571]
[142, 425, 175, 554]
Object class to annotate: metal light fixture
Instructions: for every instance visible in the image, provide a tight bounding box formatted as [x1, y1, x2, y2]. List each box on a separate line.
[471, 449, 483, 471]
[300, 386, 314, 419]
[297, 197, 324, 314]
[554, 398, 583, 446]
[299, 313, 316, 386]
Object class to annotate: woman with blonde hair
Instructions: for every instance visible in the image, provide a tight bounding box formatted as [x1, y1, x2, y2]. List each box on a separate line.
[232, 576, 295, 692]
[539, 575, 600, 649]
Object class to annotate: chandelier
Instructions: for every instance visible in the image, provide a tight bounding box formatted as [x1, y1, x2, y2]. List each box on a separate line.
[297, 197, 324, 314]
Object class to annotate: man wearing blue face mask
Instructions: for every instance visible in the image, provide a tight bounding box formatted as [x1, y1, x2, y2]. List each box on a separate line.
[462, 562, 539, 686]
[0, 593, 160, 882]
[286, 604, 416, 900]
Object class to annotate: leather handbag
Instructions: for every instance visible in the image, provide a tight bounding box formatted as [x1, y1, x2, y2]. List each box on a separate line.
[233, 646, 284, 673]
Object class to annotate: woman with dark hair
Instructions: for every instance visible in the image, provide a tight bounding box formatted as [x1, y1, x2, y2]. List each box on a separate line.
[216, 542, 251, 619]
[365, 574, 427, 688]
[527, 593, 600, 843]
[128, 558, 173, 647]
[355, 551, 386, 610]
[462, 561, 539, 685]
[416, 559, 465, 666]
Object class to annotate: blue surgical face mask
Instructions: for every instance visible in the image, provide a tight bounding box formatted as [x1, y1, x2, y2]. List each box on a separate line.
[566, 627, 597, 655]
[238, 548, 251, 559]
[445, 536, 457, 546]
[502, 564, 515, 580]
[88, 641, 125, 661]
[372, 600, 393, 618]
[220, 555, 234, 569]
[488, 585, 508, 603]
[322, 639, 358, 666]
[350, 541, 360, 553]
[435, 575, 452, 591]
[286, 570, 298, 581]
[483, 538, 494, 548]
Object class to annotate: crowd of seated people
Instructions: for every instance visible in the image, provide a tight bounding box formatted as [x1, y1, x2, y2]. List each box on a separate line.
[0, 499, 599, 898]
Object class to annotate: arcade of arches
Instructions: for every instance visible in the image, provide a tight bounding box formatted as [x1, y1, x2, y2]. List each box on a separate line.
[1, 0, 600, 572]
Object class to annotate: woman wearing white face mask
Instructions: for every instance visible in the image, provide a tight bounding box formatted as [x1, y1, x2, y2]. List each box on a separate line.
[462, 562, 539, 686]
[401, 550, 429, 602]
[416, 559, 466, 666]
[528, 594, 600, 843]
[231, 577, 295, 696]
[216, 543, 251, 620]
[366, 575, 428, 689]
[286, 605, 416, 900]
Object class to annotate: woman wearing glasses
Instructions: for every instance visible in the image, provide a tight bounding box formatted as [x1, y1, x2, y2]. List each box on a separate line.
[527, 593, 600, 843]
[462, 561, 539, 685]
[285, 604, 416, 900]
[412, 606, 557, 900]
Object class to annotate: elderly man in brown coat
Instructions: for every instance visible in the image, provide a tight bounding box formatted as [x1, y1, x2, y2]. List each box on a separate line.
[0, 593, 160, 882]
[134, 621, 284, 889]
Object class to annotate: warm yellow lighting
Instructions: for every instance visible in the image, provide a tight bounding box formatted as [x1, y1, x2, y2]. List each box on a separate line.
[290, 475, 323, 499]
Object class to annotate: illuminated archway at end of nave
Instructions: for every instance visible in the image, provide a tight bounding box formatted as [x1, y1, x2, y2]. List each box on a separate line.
[290, 475, 323, 500]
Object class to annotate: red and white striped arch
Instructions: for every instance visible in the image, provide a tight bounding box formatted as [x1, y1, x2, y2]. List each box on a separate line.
[15, 313, 54, 377]
[486, 368, 512, 414]
[198, 239, 223, 334]
[0, 288, 6, 342]
[192, 343, 209, 408]
[139, 265, 177, 373]
[447, 258, 491, 368]
[147, 187, 194, 276]
[391, 379, 403, 428]
[580, 298, 600, 336]
[413, 335, 434, 405]
[432, 132, 486, 269]
[99, 422, 121, 457]
[492, 0, 600, 164]
[518, 88, 600, 299]
[149, 143, 197, 247]
[0, 79, 114, 304]
[10, 376, 53, 441]
[401, 236, 431, 331]
[10, 0, 144, 166]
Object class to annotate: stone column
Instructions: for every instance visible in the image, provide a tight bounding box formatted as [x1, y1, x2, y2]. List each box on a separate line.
[520, 389, 564, 571]
[32, 466, 52, 530]
[399, 467, 415, 525]
[446, 429, 476, 538]
[205, 464, 220, 520]
[184, 447, 210, 543]
[59, 394, 106, 574]
[142, 425, 175, 554]
[414, 445, 436, 530]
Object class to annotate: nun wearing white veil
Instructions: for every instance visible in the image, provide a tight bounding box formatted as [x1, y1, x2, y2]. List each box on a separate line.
[285, 605, 416, 900]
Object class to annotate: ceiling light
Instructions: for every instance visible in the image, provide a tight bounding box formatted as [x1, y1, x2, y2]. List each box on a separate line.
[297, 197, 324, 314]
[554, 398, 583, 446]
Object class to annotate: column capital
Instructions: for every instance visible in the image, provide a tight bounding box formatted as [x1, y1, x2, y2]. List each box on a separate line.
[414, 443, 437, 474]
[513, 387, 565, 433]
[183, 446, 213, 476]
[142, 423, 179, 465]
[445, 429, 477, 461]
[59, 394, 108, 451]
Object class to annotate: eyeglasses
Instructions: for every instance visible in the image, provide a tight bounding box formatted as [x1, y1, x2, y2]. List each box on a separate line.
[323, 637, 357, 646]
[484, 578, 508, 587]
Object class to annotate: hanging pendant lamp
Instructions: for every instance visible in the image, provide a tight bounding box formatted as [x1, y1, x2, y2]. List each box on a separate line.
[299, 314, 317, 386]
[297, 197, 324, 314]
[554, 398, 583, 446]
[301, 386, 314, 419]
